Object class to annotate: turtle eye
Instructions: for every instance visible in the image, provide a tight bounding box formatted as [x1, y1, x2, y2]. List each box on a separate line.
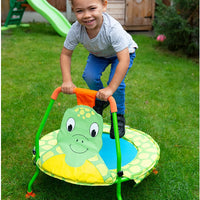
[90, 123, 99, 137]
[66, 118, 75, 132]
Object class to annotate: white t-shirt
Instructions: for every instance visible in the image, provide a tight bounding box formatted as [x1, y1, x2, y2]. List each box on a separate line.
[64, 12, 138, 58]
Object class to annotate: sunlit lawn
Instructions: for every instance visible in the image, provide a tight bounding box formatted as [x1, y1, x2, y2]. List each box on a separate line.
[1, 23, 199, 200]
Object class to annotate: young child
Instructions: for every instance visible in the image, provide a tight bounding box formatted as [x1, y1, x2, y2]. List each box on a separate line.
[60, 0, 138, 139]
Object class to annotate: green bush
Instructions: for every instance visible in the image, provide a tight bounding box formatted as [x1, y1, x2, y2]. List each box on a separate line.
[153, 0, 199, 56]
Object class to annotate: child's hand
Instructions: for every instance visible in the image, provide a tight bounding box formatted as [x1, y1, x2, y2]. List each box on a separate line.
[61, 82, 76, 94]
[96, 87, 114, 101]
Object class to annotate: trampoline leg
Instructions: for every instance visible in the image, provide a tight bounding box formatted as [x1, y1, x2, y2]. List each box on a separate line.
[25, 167, 40, 198]
[116, 178, 123, 200]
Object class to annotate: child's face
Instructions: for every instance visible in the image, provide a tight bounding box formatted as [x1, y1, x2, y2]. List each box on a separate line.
[72, 0, 107, 32]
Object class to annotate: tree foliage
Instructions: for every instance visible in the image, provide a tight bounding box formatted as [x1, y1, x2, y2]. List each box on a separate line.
[153, 0, 199, 56]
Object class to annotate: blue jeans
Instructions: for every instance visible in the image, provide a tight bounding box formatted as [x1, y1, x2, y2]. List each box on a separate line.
[82, 52, 136, 114]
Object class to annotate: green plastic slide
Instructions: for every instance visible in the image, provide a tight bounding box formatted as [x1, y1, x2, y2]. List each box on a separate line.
[27, 0, 71, 37]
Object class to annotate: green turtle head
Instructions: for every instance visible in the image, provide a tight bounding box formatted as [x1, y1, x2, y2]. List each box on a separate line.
[57, 105, 103, 167]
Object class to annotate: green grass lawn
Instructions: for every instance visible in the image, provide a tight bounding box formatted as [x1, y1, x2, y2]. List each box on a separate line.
[1, 23, 199, 200]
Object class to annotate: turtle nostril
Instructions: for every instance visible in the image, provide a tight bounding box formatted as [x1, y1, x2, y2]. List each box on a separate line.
[76, 139, 78, 142]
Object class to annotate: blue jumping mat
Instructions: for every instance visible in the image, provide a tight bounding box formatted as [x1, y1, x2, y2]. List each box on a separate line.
[99, 133, 137, 170]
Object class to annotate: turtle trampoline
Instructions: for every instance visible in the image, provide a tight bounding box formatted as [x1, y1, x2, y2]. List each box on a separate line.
[26, 87, 160, 200]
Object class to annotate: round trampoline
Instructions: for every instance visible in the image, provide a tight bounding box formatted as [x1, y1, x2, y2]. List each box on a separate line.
[26, 87, 160, 200]
[36, 123, 159, 186]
